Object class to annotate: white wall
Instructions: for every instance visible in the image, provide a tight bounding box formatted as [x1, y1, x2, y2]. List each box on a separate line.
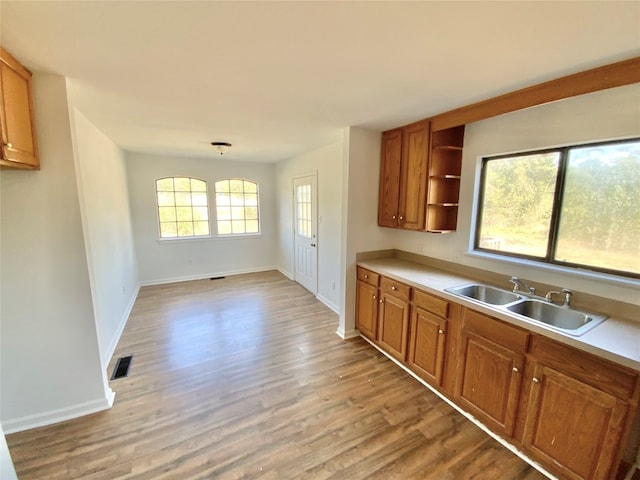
[126, 152, 277, 284]
[68, 106, 140, 367]
[0, 74, 113, 433]
[391, 84, 640, 305]
[275, 140, 345, 311]
[339, 127, 395, 336]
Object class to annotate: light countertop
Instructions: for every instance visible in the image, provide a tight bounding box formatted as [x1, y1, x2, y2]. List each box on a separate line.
[358, 257, 640, 371]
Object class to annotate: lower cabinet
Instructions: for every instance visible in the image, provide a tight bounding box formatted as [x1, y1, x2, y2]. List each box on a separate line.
[354, 266, 639, 480]
[355, 280, 378, 340]
[522, 336, 637, 480]
[522, 364, 628, 480]
[455, 309, 527, 437]
[377, 277, 411, 361]
[407, 290, 449, 387]
[355, 268, 380, 340]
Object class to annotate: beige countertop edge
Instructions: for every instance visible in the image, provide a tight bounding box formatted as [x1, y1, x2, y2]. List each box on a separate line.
[358, 258, 640, 372]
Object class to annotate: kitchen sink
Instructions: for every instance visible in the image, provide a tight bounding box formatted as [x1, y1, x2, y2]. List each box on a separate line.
[445, 284, 522, 305]
[446, 282, 607, 336]
[507, 299, 607, 335]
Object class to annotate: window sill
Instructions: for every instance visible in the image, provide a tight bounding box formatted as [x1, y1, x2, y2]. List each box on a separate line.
[156, 234, 262, 244]
[465, 250, 640, 288]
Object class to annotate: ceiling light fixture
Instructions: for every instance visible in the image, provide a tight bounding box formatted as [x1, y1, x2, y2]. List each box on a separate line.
[211, 141, 232, 155]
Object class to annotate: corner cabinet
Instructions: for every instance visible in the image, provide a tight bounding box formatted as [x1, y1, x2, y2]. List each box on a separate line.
[377, 122, 464, 232]
[0, 48, 39, 170]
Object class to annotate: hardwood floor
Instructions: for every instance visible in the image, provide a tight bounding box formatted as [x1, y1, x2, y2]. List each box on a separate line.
[6, 271, 547, 479]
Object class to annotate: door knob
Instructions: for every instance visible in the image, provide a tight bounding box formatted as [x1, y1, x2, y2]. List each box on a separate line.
[310, 243, 316, 247]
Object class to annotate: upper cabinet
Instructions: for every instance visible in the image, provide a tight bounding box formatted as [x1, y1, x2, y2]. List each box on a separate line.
[378, 129, 403, 228]
[0, 47, 39, 170]
[378, 121, 463, 233]
[378, 121, 430, 230]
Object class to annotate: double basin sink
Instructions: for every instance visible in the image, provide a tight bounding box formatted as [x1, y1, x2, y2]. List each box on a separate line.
[445, 284, 607, 336]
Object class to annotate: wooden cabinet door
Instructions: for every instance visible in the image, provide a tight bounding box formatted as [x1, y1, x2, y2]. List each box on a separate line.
[0, 49, 39, 169]
[523, 364, 629, 480]
[456, 331, 524, 437]
[398, 121, 429, 230]
[355, 280, 378, 340]
[407, 306, 447, 387]
[378, 129, 402, 228]
[377, 291, 410, 361]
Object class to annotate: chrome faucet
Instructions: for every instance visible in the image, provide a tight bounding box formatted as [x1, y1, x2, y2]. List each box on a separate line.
[545, 288, 573, 307]
[509, 276, 535, 295]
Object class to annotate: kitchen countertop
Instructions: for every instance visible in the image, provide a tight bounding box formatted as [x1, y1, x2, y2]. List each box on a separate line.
[358, 257, 640, 372]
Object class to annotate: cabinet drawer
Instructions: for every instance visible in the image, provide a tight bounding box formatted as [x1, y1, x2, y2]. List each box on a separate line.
[414, 289, 449, 318]
[380, 276, 411, 301]
[529, 335, 638, 400]
[464, 309, 529, 352]
[357, 267, 379, 287]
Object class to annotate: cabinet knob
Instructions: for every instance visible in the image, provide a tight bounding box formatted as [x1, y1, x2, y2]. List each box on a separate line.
[512, 367, 519, 373]
[438, 329, 444, 334]
[379, 299, 383, 304]
[391, 286, 397, 291]
[399, 216, 404, 220]
[372, 295, 376, 300]
[392, 215, 396, 220]
[532, 377, 540, 383]
[4, 142, 12, 149]
[364, 274, 368, 279]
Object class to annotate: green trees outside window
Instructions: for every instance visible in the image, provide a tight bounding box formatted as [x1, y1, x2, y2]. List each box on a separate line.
[476, 139, 640, 277]
[156, 177, 210, 238]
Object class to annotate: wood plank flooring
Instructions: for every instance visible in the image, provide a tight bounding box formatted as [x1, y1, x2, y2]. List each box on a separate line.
[6, 271, 548, 479]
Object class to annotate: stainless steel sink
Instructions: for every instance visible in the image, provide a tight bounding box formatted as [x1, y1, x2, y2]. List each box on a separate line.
[446, 282, 607, 336]
[446, 284, 522, 305]
[506, 299, 607, 335]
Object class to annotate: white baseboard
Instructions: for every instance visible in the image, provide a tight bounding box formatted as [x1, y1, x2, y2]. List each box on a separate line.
[359, 335, 558, 480]
[276, 267, 294, 280]
[102, 283, 140, 367]
[336, 327, 360, 340]
[316, 293, 340, 314]
[3, 390, 115, 435]
[140, 266, 277, 287]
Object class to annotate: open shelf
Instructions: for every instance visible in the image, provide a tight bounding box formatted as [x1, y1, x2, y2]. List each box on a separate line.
[426, 125, 465, 232]
[426, 203, 459, 232]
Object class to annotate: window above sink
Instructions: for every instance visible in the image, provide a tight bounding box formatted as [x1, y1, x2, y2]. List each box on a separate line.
[474, 137, 640, 280]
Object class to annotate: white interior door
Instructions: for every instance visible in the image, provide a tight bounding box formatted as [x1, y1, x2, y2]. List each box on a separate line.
[293, 174, 317, 294]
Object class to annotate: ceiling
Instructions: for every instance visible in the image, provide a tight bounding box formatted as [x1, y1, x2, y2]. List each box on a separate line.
[1, 1, 638, 163]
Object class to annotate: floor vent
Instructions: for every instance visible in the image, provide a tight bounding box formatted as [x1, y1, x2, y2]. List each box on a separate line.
[210, 276, 226, 280]
[111, 355, 133, 380]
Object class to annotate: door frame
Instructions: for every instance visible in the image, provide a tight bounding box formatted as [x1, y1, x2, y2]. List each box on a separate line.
[292, 172, 318, 294]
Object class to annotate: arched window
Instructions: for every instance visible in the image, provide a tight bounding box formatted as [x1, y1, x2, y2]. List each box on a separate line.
[156, 177, 210, 238]
[214, 179, 260, 235]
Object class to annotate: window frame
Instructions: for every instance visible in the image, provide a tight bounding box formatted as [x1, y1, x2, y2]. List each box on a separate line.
[474, 137, 640, 279]
[213, 178, 261, 237]
[155, 176, 212, 241]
